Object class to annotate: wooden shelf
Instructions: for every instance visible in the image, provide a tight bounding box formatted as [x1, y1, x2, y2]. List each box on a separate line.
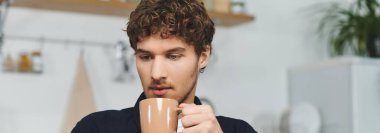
[208, 11, 255, 26]
[12, 0, 255, 26]
[12, 0, 138, 17]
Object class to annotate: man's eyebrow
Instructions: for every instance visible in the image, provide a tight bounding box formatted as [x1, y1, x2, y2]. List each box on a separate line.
[166, 47, 186, 53]
[135, 47, 186, 55]
[135, 48, 151, 55]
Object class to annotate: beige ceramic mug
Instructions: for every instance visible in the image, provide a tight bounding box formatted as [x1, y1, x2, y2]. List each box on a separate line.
[139, 98, 179, 133]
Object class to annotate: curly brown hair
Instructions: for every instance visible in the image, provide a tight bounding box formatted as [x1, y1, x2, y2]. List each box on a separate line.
[126, 0, 215, 56]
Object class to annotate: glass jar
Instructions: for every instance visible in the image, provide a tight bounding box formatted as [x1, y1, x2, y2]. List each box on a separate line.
[31, 50, 43, 73]
[18, 52, 32, 72]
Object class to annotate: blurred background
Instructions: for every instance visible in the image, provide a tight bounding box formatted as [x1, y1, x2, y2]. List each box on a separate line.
[0, 0, 379, 133]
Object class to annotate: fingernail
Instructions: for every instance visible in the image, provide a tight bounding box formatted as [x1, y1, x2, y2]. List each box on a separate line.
[176, 108, 182, 114]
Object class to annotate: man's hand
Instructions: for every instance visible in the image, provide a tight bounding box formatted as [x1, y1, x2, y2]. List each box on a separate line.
[179, 103, 223, 133]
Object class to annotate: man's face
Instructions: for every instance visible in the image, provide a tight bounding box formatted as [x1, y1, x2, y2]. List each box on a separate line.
[135, 35, 209, 104]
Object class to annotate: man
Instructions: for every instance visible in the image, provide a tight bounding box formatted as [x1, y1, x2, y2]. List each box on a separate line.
[72, 0, 257, 132]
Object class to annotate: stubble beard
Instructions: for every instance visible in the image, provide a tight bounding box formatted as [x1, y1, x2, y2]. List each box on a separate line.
[178, 70, 199, 104]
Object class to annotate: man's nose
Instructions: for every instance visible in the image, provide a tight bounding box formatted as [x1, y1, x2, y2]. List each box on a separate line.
[151, 57, 167, 81]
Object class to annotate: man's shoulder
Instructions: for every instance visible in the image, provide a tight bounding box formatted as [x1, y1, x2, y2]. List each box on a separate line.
[77, 107, 134, 123]
[84, 107, 134, 119]
[216, 116, 257, 133]
[71, 107, 138, 133]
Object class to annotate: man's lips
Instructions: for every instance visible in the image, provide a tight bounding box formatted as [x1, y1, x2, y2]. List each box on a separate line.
[149, 85, 172, 96]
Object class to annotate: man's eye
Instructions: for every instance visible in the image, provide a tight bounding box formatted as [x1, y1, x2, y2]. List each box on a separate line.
[167, 54, 182, 60]
[139, 55, 152, 61]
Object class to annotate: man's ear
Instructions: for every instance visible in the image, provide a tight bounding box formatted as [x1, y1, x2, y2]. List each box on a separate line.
[199, 46, 211, 70]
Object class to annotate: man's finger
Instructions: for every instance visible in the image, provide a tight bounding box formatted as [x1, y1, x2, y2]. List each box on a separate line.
[181, 123, 202, 133]
[181, 113, 214, 128]
[181, 105, 213, 115]
[182, 121, 215, 133]
[179, 103, 196, 108]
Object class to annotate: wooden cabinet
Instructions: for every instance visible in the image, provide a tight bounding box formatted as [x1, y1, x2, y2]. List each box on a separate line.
[12, 0, 255, 26]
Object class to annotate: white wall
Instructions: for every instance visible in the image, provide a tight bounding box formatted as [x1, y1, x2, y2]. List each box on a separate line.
[0, 0, 338, 132]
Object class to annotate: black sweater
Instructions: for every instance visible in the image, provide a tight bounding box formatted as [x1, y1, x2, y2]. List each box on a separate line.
[72, 93, 257, 133]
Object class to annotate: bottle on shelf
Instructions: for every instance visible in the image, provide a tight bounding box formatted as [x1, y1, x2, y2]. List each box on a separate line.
[2, 53, 15, 72]
[31, 50, 43, 73]
[18, 51, 32, 72]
